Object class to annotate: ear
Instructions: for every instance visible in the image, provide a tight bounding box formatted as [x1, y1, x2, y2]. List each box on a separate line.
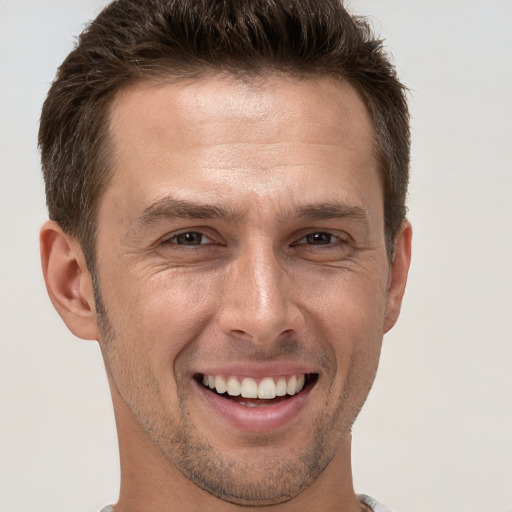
[384, 220, 412, 333]
[40, 220, 99, 340]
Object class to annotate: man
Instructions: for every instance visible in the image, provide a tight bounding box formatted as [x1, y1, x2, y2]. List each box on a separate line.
[39, 0, 412, 511]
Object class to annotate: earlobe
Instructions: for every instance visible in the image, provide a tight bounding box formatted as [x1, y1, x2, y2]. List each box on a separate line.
[384, 220, 412, 333]
[40, 220, 99, 340]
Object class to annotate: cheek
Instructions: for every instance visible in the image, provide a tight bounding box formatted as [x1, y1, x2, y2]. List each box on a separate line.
[101, 268, 221, 371]
[305, 269, 388, 372]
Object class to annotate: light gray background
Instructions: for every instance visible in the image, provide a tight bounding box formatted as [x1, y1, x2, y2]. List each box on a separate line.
[1, 1, 511, 511]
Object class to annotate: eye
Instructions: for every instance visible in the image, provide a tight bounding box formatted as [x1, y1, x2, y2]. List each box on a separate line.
[165, 231, 213, 246]
[295, 232, 340, 245]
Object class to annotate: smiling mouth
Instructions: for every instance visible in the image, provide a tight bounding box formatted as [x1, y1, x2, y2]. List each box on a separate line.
[196, 373, 318, 407]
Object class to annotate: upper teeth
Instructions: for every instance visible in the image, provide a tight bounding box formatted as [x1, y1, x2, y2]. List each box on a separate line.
[202, 374, 306, 399]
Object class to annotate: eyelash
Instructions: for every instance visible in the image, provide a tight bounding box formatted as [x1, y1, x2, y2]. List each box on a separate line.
[292, 232, 346, 247]
[163, 231, 216, 246]
[162, 230, 347, 247]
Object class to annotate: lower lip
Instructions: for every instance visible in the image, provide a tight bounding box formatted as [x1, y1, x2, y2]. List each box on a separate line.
[196, 381, 313, 432]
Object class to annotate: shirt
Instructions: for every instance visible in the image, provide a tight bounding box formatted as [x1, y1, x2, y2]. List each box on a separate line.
[100, 494, 393, 512]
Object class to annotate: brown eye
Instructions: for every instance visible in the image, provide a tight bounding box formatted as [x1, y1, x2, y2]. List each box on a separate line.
[169, 232, 209, 245]
[299, 232, 337, 245]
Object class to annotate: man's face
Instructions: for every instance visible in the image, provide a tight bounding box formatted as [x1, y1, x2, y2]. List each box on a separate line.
[94, 75, 404, 505]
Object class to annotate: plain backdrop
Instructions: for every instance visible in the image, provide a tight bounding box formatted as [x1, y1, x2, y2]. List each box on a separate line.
[0, 1, 511, 511]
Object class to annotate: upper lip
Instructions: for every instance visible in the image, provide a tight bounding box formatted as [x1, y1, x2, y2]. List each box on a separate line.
[192, 362, 318, 379]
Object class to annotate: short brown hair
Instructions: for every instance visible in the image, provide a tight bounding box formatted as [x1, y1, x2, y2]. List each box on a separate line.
[39, 0, 410, 267]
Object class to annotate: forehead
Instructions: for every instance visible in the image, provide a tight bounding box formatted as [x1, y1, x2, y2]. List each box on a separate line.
[109, 73, 375, 159]
[103, 73, 380, 225]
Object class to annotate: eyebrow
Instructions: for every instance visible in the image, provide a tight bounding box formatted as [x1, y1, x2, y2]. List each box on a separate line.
[133, 196, 243, 230]
[287, 202, 372, 234]
[131, 196, 371, 233]
[293, 203, 369, 221]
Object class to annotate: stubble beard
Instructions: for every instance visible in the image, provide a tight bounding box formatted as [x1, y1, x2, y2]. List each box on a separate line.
[121, 379, 361, 507]
[93, 280, 378, 507]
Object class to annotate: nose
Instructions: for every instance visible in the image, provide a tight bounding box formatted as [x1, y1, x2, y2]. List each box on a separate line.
[217, 243, 305, 345]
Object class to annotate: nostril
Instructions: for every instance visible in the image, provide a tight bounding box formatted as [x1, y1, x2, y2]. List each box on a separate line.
[217, 299, 306, 345]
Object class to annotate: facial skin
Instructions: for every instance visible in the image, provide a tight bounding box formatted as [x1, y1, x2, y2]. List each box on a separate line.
[41, 74, 411, 512]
